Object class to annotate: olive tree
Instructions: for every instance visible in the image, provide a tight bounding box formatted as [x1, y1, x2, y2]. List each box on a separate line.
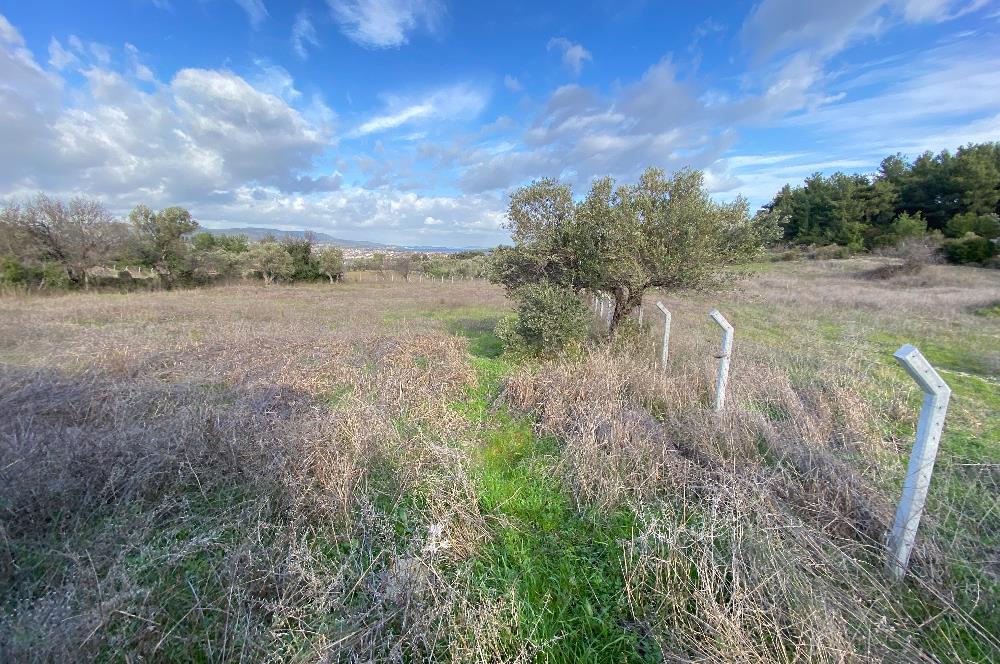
[243, 241, 294, 285]
[129, 204, 199, 286]
[491, 167, 778, 338]
[317, 246, 345, 283]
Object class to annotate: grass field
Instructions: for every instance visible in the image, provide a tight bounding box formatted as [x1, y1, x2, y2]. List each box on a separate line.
[1, 259, 998, 662]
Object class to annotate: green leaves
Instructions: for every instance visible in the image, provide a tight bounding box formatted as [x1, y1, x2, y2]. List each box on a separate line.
[491, 166, 774, 346]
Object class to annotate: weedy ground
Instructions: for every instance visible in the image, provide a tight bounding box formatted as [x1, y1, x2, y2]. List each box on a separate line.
[0, 259, 997, 662]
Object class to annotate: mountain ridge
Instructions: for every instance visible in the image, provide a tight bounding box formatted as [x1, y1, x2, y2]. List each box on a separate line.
[200, 227, 485, 253]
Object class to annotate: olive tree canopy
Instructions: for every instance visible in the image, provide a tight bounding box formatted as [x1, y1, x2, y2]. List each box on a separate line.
[490, 167, 778, 336]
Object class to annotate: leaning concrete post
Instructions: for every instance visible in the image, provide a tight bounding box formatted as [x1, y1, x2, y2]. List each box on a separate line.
[886, 344, 951, 581]
[709, 309, 733, 412]
[656, 301, 671, 371]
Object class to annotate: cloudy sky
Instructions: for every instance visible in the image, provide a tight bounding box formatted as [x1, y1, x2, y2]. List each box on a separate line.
[1, 1, 998, 246]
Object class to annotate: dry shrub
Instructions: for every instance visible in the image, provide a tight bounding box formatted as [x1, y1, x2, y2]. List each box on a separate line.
[0, 282, 519, 662]
[500, 340, 985, 660]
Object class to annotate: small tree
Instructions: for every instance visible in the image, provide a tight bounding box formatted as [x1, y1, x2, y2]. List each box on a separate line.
[317, 246, 345, 283]
[390, 253, 414, 281]
[491, 167, 778, 338]
[129, 205, 199, 286]
[243, 241, 294, 285]
[283, 234, 320, 281]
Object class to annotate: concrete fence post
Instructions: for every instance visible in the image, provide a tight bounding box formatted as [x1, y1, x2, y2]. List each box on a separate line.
[708, 309, 733, 412]
[656, 301, 671, 371]
[637, 305, 644, 326]
[886, 344, 951, 581]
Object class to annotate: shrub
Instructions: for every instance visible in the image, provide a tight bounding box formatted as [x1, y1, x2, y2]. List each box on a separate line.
[811, 244, 852, 260]
[495, 283, 590, 358]
[943, 233, 997, 264]
[945, 212, 1000, 240]
[1, 255, 25, 284]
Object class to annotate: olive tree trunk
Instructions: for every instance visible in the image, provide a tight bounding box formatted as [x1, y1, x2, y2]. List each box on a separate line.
[607, 286, 646, 338]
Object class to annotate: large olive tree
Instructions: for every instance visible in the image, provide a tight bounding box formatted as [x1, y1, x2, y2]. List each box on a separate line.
[243, 241, 294, 285]
[490, 167, 778, 338]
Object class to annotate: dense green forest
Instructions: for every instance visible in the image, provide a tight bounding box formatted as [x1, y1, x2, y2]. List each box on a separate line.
[763, 142, 999, 264]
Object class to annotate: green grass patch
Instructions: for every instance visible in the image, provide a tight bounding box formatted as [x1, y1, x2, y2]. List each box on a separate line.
[448, 321, 652, 662]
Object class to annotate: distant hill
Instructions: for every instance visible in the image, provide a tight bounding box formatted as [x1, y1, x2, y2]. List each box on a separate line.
[200, 227, 484, 253]
[201, 227, 387, 249]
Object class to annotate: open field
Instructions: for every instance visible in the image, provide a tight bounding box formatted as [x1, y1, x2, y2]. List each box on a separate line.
[1, 259, 998, 662]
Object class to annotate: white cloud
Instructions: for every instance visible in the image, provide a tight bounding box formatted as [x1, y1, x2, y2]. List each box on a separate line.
[124, 43, 154, 81]
[329, 0, 444, 48]
[0, 20, 333, 201]
[234, 0, 268, 28]
[503, 74, 522, 92]
[354, 83, 489, 135]
[292, 11, 320, 59]
[48, 38, 78, 70]
[547, 37, 592, 76]
[742, 0, 991, 60]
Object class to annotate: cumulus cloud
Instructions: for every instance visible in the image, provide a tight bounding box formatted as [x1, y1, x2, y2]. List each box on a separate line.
[459, 58, 740, 194]
[547, 37, 592, 76]
[194, 185, 507, 246]
[329, 0, 445, 48]
[0, 20, 333, 202]
[0, 13, 513, 246]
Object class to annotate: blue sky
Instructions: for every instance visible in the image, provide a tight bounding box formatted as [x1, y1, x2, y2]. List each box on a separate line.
[1, 1, 998, 246]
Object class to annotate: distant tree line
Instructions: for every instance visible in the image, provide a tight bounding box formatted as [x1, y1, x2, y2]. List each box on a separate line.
[348, 250, 487, 280]
[0, 194, 489, 291]
[764, 142, 999, 265]
[0, 195, 346, 290]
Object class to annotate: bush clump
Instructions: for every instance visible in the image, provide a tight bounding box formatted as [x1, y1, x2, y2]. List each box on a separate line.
[495, 283, 590, 358]
[944, 233, 997, 264]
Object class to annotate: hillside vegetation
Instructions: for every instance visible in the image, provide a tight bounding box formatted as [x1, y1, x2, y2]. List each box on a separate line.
[765, 141, 1000, 265]
[1, 259, 997, 662]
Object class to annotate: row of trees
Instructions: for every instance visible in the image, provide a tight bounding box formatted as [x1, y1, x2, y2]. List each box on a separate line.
[350, 250, 486, 280]
[0, 194, 489, 291]
[765, 142, 999, 264]
[0, 196, 346, 289]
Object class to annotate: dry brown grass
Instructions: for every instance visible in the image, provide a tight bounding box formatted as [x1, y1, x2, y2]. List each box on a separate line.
[1, 261, 998, 662]
[497, 258, 1000, 661]
[0, 281, 518, 662]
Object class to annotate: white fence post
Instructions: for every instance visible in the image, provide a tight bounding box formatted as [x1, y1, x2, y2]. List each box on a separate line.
[886, 344, 951, 581]
[656, 301, 671, 371]
[708, 309, 733, 412]
[637, 305, 644, 326]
